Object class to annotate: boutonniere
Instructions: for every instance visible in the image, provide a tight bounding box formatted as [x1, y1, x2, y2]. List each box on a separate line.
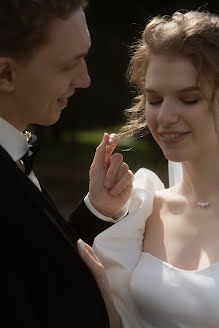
[23, 130, 32, 142]
[21, 131, 39, 175]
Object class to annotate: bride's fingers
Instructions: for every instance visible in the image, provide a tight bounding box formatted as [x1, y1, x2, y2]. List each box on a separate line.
[77, 239, 104, 277]
[83, 241, 100, 262]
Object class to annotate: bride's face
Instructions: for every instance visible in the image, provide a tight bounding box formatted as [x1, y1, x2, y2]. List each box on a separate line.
[144, 55, 218, 162]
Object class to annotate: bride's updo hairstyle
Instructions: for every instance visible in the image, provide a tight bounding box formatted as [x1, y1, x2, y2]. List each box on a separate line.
[121, 10, 219, 136]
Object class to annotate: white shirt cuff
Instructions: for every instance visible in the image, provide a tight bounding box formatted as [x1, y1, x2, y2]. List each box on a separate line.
[84, 194, 128, 223]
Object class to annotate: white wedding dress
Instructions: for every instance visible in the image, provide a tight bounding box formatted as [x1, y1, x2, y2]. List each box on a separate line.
[93, 163, 219, 328]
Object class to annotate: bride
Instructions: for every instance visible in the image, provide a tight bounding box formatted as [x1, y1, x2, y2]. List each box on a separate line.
[78, 10, 219, 328]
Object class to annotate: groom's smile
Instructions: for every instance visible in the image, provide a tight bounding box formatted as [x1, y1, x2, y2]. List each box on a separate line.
[0, 8, 91, 131]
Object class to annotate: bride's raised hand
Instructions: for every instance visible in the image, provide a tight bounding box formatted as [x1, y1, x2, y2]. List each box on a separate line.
[88, 133, 134, 218]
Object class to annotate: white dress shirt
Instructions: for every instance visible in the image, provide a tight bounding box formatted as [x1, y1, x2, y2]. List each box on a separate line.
[0, 117, 41, 190]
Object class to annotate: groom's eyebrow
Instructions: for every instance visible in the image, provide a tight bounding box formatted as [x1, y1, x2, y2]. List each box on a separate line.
[64, 41, 91, 63]
[62, 51, 89, 65]
[72, 49, 90, 61]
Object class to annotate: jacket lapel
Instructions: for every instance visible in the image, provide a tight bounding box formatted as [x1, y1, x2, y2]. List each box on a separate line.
[0, 145, 79, 252]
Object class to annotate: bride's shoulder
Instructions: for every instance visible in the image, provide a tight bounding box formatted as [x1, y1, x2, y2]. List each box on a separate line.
[153, 184, 183, 209]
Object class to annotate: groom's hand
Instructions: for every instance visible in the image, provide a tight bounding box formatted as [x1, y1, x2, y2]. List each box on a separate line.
[88, 133, 134, 218]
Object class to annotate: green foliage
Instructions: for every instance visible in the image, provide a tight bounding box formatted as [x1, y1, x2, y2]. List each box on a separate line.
[37, 127, 167, 173]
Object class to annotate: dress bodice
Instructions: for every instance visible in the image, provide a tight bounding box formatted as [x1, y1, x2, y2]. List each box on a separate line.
[93, 168, 219, 327]
[130, 252, 219, 327]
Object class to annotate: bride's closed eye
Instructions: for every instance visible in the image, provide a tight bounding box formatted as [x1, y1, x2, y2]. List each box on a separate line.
[181, 99, 199, 105]
[146, 99, 162, 105]
[146, 98, 200, 106]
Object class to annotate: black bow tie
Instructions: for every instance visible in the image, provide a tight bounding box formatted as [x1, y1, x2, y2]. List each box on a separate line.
[21, 134, 40, 175]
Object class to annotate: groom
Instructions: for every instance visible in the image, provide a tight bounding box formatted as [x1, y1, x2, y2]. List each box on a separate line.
[0, 1, 133, 327]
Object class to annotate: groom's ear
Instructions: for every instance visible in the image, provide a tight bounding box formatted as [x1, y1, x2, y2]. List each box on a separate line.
[0, 57, 16, 93]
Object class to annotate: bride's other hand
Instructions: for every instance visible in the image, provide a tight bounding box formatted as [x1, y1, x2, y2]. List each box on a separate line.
[89, 133, 134, 218]
[77, 239, 121, 328]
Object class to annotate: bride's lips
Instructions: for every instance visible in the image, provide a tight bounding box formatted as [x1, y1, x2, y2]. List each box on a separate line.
[159, 131, 191, 144]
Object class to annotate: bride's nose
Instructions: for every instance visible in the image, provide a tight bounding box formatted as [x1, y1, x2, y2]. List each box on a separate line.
[157, 99, 179, 126]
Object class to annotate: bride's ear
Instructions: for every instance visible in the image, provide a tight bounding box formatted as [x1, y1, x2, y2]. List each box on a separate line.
[0, 57, 16, 93]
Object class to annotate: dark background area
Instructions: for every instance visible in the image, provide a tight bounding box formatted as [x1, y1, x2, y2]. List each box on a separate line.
[35, 0, 219, 216]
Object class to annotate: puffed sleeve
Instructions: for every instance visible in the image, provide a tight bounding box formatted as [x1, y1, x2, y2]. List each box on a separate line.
[93, 168, 164, 327]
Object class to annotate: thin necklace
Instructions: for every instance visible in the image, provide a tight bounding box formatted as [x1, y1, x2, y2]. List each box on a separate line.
[197, 201, 209, 208]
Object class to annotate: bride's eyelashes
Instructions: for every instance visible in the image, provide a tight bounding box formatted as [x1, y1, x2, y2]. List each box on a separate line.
[146, 99, 162, 105]
[145, 98, 200, 106]
[182, 99, 199, 105]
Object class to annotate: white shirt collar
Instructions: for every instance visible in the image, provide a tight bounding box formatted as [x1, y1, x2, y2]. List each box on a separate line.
[0, 117, 28, 161]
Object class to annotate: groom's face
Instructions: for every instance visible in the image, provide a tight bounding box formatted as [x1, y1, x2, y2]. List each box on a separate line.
[13, 7, 91, 130]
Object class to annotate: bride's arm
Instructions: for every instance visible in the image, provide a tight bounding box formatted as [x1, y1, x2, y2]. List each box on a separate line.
[77, 239, 121, 328]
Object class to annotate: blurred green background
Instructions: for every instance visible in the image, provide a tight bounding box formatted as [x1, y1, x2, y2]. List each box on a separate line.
[33, 0, 218, 216]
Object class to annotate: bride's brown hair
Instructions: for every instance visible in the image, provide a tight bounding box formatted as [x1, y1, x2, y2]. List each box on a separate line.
[120, 10, 219, 136]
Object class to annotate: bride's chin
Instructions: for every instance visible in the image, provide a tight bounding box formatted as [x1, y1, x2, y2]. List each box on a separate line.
[163, 152, 185, 163]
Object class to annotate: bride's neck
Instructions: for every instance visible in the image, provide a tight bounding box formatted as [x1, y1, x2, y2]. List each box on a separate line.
[180, 158, 219, 202]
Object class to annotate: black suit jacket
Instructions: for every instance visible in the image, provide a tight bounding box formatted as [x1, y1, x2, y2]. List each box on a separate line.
[0, 145, 113, 327]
